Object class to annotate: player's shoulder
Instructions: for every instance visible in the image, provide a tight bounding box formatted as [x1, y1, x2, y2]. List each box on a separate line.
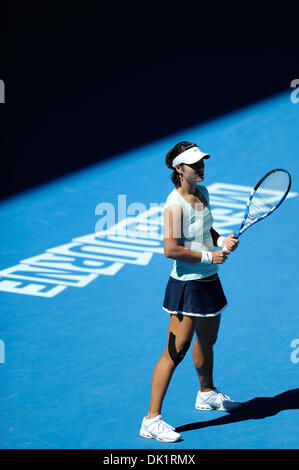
[164, 188, 183, 210]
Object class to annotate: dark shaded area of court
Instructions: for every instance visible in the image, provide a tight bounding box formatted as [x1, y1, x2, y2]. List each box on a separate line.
[3, 3, 299, 200]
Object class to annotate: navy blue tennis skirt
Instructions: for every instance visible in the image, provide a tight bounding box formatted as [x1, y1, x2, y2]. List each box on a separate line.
[162, 274, 228, 317]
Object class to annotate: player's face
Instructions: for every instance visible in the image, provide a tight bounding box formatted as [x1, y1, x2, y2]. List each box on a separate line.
[187, 159, 205, 181]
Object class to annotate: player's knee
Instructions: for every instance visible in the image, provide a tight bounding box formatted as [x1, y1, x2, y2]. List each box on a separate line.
[196, 333, 218, 349]
[168, 331, 191, 367]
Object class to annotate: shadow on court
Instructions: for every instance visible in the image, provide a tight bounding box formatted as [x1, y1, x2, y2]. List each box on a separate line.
[176, 389, 299, 433]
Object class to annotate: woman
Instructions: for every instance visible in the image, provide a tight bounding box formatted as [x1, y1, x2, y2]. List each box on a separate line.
[140, 141, 241, 443]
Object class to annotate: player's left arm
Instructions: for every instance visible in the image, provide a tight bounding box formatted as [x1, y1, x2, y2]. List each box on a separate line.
[203, 185, 239, 252]
[210, 227, 239, 252]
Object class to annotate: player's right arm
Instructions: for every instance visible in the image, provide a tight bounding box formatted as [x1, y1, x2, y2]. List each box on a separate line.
[163, 205, 228, 264]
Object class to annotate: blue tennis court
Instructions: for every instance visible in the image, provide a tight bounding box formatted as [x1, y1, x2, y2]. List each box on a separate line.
[0, 90, 298, 449]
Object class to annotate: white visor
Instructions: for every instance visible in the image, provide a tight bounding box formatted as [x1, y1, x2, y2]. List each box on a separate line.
[172, 147, 210, 168]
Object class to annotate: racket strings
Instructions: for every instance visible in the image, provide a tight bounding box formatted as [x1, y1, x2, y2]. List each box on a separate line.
[248, 170, 290, 219]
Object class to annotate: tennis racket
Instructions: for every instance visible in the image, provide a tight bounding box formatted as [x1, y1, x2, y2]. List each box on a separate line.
[234, 168, 292, 238]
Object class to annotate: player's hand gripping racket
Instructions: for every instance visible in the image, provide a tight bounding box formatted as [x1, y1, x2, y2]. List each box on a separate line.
[234, 168, 292, 238]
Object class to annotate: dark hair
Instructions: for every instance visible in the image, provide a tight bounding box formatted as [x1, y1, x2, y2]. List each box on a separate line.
[165, 141, 197, 187]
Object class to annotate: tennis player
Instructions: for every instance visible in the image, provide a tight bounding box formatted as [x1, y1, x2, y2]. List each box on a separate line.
[140, 141, 241, 442]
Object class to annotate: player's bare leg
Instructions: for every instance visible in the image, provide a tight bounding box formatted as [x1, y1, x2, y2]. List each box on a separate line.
[146, 313, 196, 419]
[192, 315, 221, 391]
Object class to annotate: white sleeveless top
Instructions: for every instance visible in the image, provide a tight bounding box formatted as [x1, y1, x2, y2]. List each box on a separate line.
[163, 185, 218, 280]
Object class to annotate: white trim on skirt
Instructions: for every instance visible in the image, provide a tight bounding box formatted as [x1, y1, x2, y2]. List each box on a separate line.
[162, 303, 228, 318]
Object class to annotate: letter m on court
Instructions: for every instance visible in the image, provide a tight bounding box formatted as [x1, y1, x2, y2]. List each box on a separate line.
[0, 80, 5, 103]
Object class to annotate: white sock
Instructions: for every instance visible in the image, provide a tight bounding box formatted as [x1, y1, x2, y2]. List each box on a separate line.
[199, 389, 215, 396]
[145, 415, 161, 422]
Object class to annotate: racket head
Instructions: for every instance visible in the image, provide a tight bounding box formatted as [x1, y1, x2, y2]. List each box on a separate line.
[235, 168, 291, 237]
[247, 168, 291, 220]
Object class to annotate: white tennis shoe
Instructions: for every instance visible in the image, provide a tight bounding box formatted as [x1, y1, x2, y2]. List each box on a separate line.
[140, 415, 181, 442]
[195, 388, 241, 412]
